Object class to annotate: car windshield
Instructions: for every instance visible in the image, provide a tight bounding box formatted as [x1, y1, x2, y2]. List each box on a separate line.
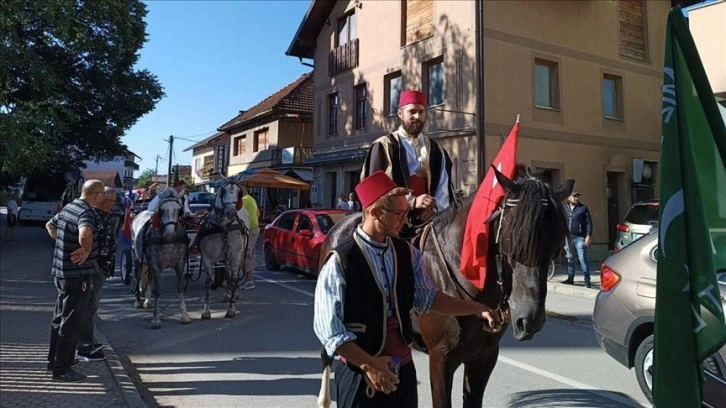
[316, 213, 348, 235]
[625, 205, 659, 225]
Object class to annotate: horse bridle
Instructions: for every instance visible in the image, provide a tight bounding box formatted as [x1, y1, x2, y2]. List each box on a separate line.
[155, 198, 183, 230]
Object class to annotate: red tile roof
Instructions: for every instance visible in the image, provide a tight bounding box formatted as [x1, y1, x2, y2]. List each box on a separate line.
[219, 72, 313, 132]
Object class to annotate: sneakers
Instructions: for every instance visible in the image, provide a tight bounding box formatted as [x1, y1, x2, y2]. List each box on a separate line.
[77, 344, 106, 362]
[242, 280, 255, 290]
[560, 279, 574, 285]
[47, 358, 80, 371]
[53, 368, 87, 382]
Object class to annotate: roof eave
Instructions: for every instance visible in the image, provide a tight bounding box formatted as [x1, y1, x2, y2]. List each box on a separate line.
[285, 0, 336, 59]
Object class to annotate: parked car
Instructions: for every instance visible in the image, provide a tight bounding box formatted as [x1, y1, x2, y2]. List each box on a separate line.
[263, 209, 351, 275]
[592, 230, 726, 405]
[189, 192, 216, 205]
[614, 200, 659, 252]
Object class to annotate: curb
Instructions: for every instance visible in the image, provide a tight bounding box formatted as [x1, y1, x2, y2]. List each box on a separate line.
[547, 281, 599, 300]
[95, 327, 147, 408]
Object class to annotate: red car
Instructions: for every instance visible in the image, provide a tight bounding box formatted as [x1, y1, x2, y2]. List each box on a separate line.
[263, 209, 352, 275]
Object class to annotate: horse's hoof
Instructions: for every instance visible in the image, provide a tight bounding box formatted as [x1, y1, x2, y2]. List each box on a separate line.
[225, 309, 236, 318]
[201, 311, 211, 320]
[143, 299, 152, 309]
[133, 300, 142, 309]
[180, 315, 191, 324]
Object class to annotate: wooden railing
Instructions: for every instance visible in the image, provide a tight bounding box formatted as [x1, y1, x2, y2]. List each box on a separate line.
[328, 39, 359, 77]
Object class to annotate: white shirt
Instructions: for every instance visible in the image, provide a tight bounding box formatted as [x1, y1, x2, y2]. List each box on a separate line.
[336, 199, 349, 210]
[396, 126, 451, 211]
[6, 199, 19, 215]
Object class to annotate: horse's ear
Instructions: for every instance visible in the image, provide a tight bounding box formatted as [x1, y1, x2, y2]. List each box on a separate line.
[492, 165, 521, 197]
[555, 179, 575, 201]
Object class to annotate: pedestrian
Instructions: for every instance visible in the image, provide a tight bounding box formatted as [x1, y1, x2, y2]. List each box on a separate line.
[561, 191, 593, 288]
[361, 90, 457, 231]
[147, 180, 191, 216]
[336, 193, 350, 210]
[347, 192, 361, 212]
[239, 184, 260, 290]
[77, 187, 118, 362]
[45, 179, 105, 382]
[4, 193, 19, 241]
[313, 170, 502, 408]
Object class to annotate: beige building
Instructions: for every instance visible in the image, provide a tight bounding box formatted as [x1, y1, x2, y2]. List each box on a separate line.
[183, 131, 230, 190]
[689, 0, 726, 101]
[287, 0, 693, 258]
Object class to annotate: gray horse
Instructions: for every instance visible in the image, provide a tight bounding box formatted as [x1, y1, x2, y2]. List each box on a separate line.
[196, 177, 248, 319]
[131, 190, 190, 329]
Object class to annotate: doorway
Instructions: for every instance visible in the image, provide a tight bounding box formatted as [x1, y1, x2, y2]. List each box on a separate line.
[606, 171, 624, 250]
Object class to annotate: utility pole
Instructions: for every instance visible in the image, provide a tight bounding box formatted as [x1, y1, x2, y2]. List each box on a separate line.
[154, 155, 163, 177]
[165, 135, 174, 187]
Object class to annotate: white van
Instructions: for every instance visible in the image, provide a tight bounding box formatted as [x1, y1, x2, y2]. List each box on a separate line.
[17, 173, 68, 224]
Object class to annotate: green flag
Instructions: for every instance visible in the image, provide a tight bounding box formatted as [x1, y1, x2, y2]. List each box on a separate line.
[653, 8, 726, 408]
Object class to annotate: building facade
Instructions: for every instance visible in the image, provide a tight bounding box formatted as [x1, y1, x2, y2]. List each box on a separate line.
[184, 131, 231, 190]
[287, 0, 687, 257]
[83, 150, 140, 189]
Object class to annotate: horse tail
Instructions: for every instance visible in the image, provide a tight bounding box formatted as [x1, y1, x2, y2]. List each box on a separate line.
[317, 348, 333, 408]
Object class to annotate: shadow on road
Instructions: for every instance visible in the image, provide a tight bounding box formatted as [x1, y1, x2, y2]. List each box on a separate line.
[508, 389, 644, 407]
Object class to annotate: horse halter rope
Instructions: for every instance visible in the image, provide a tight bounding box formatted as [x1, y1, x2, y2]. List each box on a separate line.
[153, 198, 183, 230]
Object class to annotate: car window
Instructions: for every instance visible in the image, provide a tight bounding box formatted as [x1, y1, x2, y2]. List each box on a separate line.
[316, 215, 335, 235]
[625, 205, 659, 224]
[297, 215, 313, 232]
[278, 213, 297, 231]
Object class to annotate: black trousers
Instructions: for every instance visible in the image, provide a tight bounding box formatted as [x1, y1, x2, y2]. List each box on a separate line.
[48, 276, 91, 374]
[334, 359, 418, 408]
[78, 273, 105, 350]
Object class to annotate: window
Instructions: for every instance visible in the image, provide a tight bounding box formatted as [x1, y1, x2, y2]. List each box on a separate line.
[384, 71, 403, 117]
[402, 0, 433, 46]
[424, 57, 445, 106]
[354, 83, 367, 130]
[278, 213, 296, 231]
[297, 215, 313, 232]
[603, 74, 624, 119]
[336, 12, 356, 46]
[534, 58, 560, 109]
[328, 93, 339, 135]
[194, 158, 201, 171]
[618, 0, 648, 60]
[233, 135, 246, 156]
[253, 129, 268, 152]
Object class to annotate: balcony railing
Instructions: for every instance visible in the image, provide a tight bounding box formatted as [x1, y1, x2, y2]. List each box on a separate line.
[271, 146, 312, 167]
[124, 160, 140, 170]
[328, 39, 359, 77]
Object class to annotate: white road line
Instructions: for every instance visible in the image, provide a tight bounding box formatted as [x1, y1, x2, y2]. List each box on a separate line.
[258, 275, 314, 298]
[499, 356, 644, 407]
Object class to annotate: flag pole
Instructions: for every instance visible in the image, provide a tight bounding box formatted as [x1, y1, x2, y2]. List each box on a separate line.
[516, 114, 520, 124]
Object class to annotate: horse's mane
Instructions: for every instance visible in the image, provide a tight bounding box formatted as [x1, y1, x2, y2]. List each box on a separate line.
[501, 175, 568, 266]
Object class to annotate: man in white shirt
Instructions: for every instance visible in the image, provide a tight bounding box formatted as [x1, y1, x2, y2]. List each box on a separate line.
[147, 180, 191, 216]
[5, 194, 19, 241]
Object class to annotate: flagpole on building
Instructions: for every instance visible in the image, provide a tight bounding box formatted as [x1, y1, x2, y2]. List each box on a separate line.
[516, 114, 520, 124]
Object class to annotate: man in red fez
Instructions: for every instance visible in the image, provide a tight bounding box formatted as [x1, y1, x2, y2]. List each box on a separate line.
[313, 171, 501, 408]
[361, 90, 457, 232]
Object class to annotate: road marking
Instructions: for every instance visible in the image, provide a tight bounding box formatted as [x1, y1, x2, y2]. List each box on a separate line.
[258, 275, 314, 298]
[499, 356, 644, 407]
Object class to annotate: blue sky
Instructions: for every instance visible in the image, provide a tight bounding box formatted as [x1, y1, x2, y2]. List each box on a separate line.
[125, 0, 311, 173]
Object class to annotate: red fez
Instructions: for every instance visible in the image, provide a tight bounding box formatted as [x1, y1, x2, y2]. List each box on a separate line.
[356, 171, 399, 208]
[398, 90, 427, 108]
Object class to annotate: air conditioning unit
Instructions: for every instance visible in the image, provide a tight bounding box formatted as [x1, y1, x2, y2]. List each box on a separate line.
[311, 184, 320, 204]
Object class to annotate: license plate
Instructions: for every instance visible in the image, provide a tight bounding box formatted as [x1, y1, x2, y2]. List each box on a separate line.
[632, 233, 643, 240]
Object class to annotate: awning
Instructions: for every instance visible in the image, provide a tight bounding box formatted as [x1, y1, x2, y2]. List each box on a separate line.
[81, 170, 122, 188]
[284, 168, 313, 182]
[305, 150, 367, 166]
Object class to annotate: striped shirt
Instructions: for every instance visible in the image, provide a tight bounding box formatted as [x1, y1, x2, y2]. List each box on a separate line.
[50, 199, 97, 278]
[313, 226, 438, 357]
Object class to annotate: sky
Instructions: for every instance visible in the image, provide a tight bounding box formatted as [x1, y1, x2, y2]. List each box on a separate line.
[124, 0, 312, 174]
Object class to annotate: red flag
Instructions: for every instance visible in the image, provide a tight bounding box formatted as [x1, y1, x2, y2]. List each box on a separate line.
[460, 121, 519, 290]
[121, 199, 132, 243]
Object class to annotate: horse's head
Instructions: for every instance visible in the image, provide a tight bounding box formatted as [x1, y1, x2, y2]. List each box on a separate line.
[494, 167, 573, 341]
[215, 177, 242, 220]
[156, 197, 183, 243]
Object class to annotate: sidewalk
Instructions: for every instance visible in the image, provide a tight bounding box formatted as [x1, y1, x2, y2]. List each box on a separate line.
[0, 213, 145, 408]
[547, 259, 604, 300]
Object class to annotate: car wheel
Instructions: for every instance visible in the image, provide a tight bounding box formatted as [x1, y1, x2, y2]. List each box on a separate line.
[264, 246, 280, 271]
[634, 334, 654, 403]
[120, 250, 132, 285]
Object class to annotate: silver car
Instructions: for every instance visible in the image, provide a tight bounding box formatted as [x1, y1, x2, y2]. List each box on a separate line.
[614, 200, 659, 252]
[593, 231, 726, 405]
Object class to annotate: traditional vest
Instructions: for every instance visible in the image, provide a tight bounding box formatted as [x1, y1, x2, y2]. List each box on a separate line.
[333, 235, 415, 359]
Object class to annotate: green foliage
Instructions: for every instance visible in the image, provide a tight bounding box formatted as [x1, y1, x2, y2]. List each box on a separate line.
[135, 168, 155, 188]
[0, 0, 164, 178]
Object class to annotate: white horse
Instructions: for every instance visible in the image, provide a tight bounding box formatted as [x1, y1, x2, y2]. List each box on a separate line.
[195, 177, 249, 319]
[131, 190, 190, 329]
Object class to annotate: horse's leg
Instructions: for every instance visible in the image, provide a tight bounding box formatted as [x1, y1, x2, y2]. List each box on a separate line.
[178, 256, 191, 324]
[201, 247, 214, 320]
[133, 261, 143, 308]
[142, 264, 152, 309]
[462, 347, 499, 408]
[150, 266, 162, 329]
[428, 347, 460, 408]
[225, 242, 242, 318]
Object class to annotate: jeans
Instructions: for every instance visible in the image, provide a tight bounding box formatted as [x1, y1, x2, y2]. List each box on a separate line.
[48, 276, 91, 374]
[78, 272, 105, 350]
[564, 236, 591, 283]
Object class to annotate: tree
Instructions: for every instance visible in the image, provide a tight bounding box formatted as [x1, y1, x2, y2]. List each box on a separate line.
[135, 168, 155, 188]
[0, 0, 164, 178]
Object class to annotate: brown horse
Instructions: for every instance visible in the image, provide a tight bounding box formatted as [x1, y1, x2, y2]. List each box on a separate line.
[318, 167, 573, 408]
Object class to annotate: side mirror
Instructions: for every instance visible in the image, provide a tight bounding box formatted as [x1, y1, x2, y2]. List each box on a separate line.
[299, 229, 314, 238]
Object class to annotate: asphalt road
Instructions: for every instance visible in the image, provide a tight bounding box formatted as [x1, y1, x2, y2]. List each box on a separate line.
[96, 238, 650, 408]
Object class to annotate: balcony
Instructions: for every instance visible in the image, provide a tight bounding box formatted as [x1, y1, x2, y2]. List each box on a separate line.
[328, 39, 359, 77]
[271, 146, 312, 167]
[124, 160, 140, 170]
